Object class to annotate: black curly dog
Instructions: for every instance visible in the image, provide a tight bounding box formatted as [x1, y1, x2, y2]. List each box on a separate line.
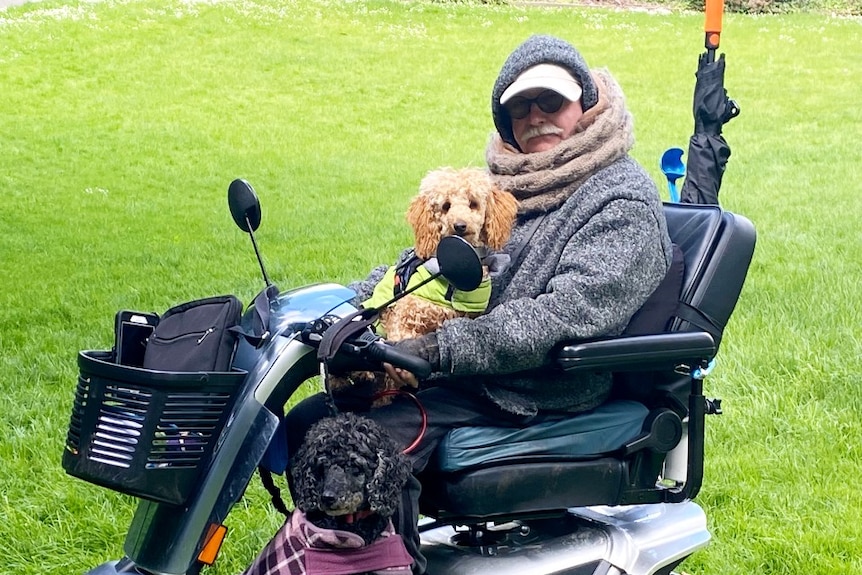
[291, 413, 411, 544]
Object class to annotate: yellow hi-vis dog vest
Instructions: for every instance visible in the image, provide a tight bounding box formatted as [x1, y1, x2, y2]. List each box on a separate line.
[363, 257, 491, 337]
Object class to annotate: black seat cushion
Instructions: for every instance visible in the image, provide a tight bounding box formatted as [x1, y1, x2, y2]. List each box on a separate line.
[420, 458, 627, 519]
[436, 400, 648, 473]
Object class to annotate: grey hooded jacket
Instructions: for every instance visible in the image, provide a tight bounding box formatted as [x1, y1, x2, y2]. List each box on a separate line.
[440, 156, 671, 415]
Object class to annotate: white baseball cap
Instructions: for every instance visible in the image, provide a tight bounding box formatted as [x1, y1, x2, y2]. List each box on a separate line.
[500, 63, 583, 105]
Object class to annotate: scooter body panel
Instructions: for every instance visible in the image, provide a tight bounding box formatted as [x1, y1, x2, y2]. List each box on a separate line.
[575, 503, 710, 574]
[420, 502, 709, 575]
[84, 559, 141, 575]
[266, 283, 357, 336]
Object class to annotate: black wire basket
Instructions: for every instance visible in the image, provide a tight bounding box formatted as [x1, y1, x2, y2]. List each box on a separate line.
[62, 350, 246, 505]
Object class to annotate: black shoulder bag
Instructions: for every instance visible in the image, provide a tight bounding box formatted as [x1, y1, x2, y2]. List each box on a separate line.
[143, 295, 243, 372]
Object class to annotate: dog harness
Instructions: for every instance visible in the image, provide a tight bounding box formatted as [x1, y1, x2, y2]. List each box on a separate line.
[363, 252, 491, 327]
[242, 509, 412, 575]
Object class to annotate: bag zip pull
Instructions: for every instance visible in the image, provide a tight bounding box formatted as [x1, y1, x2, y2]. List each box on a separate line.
[197, 327, 215, 344]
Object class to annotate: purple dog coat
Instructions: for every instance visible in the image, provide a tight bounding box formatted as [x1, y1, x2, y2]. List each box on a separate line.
[242, 510, 413, 575]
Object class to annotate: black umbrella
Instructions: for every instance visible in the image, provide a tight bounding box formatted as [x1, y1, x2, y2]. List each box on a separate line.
[679, 0, 741, 206]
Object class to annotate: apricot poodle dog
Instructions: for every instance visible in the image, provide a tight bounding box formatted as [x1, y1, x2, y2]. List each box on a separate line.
[327, 168, 517, 404]
[379, 166, 518, 342]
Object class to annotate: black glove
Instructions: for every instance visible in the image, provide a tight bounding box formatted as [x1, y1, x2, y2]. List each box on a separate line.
[392, 333, 441, 372]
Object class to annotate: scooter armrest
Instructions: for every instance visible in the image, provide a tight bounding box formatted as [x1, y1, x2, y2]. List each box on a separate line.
[555, 331, 716, 373]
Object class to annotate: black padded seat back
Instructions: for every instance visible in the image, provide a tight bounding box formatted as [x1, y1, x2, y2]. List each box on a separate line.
[631, 204, 756, 403]
[664, 203, 756, 350]
[613, 204, 722, 402]
[664, 203, 722, 299]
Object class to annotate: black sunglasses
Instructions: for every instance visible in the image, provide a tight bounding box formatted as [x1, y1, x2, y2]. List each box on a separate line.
[503, 90, 565, 120]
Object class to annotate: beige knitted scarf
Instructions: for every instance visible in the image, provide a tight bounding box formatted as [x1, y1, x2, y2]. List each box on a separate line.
[485, 69, 635, 215]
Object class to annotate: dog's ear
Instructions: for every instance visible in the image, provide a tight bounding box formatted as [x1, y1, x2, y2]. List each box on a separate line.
[290, 451, 321, 513]
[483, 186, 519, 250]
[406, 194, 440, 260]
[367, 451, 411, 517]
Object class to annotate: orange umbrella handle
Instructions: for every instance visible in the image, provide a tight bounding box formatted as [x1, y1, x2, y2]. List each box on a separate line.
[704, 0, 724, 60]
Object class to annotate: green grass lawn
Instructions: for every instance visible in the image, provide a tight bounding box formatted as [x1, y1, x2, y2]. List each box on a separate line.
[1, 1, 861, 573]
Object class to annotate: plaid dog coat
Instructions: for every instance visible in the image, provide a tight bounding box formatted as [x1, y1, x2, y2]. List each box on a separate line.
[243, 510, 413, 575]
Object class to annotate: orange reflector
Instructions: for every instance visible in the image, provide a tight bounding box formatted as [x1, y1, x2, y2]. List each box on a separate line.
[706, 32, 721, 49]
[198, 524, 228, 566]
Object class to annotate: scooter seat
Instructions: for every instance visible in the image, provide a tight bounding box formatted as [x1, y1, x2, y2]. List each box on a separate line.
[436, 400, 648, 473]
[420, 205, 757, 521]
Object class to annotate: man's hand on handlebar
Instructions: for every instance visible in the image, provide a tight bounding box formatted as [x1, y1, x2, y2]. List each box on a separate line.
[382, 334, 441, 386]
[383, 364, 420, 388]
[309, 318, 441, 382]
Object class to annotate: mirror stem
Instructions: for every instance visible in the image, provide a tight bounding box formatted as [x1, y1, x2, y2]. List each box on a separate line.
[246, 216, 272, 287]
[371, 272, 441, 313]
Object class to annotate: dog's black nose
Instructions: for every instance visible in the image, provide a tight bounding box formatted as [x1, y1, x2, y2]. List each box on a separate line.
[321, 492, 338, 507]
[454, 222, 467, 235]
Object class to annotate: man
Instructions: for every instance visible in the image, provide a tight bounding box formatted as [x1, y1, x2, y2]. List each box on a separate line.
[284, 34, 673, 575]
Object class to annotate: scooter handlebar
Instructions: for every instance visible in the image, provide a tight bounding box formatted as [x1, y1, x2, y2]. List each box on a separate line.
[365, 340, 433, 380]
[311, 317, 433, 379]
